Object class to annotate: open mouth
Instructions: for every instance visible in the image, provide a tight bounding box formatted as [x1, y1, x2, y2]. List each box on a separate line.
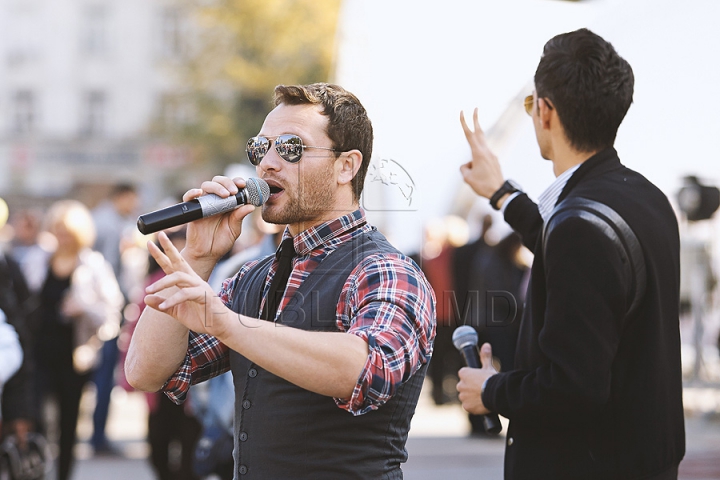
[269, 185, 284, 198]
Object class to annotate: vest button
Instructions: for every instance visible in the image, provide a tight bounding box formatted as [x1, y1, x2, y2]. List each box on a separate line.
[239, 465, 248, 475]
[508, 437, 514, 446]
[242, 400, 251, 410]
[239, 432, 248, 442]
[248, 368, 258, 378]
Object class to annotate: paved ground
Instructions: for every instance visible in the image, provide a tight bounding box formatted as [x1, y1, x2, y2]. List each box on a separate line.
[40, 383, 720, 480]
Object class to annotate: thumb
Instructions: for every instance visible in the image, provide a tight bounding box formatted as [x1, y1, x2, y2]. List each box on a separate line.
[480, 342, 493, 370]
[231, 204, 256, 223]
[144, 294, 167, 311]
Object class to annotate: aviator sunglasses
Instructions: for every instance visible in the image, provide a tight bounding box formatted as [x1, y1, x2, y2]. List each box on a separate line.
[246, 134, 339, 165]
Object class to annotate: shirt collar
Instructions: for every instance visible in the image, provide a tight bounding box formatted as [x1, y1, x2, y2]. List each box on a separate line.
[538, 164, 582, 222]
[281, 209, 368, 256]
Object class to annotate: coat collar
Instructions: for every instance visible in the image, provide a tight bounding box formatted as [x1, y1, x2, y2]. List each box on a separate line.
[556, 147, 623, 205]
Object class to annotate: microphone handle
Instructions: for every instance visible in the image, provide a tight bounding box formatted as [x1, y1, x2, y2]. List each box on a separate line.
[460, 345, 481, 368]
[460, 345, 502, 435]
[137, 190, 248, 235]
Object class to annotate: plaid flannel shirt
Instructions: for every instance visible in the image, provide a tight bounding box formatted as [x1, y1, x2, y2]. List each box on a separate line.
[162, 209, 436, 415]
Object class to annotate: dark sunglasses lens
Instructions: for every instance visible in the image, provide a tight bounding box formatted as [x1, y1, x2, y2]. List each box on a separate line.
[275, 135, 303, 163]
[247, 137, 269, 165]
[524, 95, 534, 115]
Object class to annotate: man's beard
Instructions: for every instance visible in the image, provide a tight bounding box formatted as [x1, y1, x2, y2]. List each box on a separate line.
[261, 166, 336, 227]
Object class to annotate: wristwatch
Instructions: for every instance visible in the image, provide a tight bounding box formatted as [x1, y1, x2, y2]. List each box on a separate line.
[489, 180, 523, 210]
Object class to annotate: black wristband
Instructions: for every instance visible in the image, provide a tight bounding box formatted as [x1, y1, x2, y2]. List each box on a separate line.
[489, 180, 522, 210]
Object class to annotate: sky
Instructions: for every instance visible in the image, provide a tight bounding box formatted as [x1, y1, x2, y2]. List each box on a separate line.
[334, 0, 720, 254]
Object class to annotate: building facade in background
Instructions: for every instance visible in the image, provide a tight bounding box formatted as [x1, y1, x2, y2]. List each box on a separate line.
[0, 0, 205, 209]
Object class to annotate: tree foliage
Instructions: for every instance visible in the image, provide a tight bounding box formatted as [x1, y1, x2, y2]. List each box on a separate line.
[161, 0, 342, 168]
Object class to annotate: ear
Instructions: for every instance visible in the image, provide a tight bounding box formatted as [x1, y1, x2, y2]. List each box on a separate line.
[336, 150, 363, 187]
[538, 97, 555, 130]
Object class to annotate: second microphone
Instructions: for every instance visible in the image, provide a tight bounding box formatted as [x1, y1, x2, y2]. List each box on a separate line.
[452, 325, 502, 435]
[137, 177, 270, 235]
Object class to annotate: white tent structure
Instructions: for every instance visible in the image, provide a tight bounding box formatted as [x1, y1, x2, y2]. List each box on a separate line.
[334, 0, 720, 255]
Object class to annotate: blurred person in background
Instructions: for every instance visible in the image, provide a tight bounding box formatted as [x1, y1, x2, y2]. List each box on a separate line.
[0, 198, 27, 430]
[456, 29, 684, 479]
[92, 184, 140, 280]
[415, 216, 468, 406]
[115, 217, 201, 479]
[90, 183, 139, 454]
[0, 239, 37, 452]
[473, 232, 528, 373]
[141, 227, 201, 480]
[454, 228, 529, 436]
[9, 209, 50, 294]
[33, 200, 123, 480]
[0, 308, 24, 429]
[450, 213, 493, 431]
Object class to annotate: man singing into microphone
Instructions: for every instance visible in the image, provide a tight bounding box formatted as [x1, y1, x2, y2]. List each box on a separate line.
[456, 29, 685, 479]
[125, 83, 435, 479]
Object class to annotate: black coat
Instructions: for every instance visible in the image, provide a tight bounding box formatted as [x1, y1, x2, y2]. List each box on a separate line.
[482, 149, 685, 479]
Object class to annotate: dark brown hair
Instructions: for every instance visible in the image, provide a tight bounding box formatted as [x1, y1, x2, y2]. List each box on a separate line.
[274, 83, 373, 201]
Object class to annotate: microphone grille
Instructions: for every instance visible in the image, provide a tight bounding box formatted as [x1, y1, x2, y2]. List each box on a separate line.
[452, 326, 478, 350]
[244, 178, 270, 207]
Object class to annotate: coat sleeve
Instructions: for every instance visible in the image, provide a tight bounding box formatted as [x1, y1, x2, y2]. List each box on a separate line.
[68, 251, 124, 373]
[72, 251, 124, 335]
[503, 193, 544, 251]
[482, 215, 628, 427]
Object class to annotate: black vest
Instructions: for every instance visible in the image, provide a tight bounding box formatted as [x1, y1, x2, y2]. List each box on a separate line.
[229, 228, 427, 479]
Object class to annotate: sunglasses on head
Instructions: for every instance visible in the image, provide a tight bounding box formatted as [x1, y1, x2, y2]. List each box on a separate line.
[246, 134, 339, 166]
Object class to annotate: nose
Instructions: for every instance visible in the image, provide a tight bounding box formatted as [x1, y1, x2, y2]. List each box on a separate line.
[257, 143, 283, 175]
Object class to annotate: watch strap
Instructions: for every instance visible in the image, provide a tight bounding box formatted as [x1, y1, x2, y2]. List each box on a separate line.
[489, 180, 521, 210]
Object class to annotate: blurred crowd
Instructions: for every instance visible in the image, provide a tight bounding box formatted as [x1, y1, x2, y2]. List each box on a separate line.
[0, 186, 135, 480]
[0, 183, 531, 479]
[0, 184, 286, 480]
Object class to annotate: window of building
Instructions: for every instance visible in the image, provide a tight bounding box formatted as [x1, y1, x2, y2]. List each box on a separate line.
[159, 7, 184, 58]
[81, 5, 109, 56]
[6, 9, 38, 67]
[11, 90, 35, 135]
[81, 91, 106, 136]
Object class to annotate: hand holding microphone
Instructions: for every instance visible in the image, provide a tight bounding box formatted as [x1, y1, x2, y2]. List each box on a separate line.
[453, 325, 502, 435]
[137, 177, 270, 235]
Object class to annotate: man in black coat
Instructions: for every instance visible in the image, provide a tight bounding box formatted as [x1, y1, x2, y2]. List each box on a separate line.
[456, 29, 685, 479]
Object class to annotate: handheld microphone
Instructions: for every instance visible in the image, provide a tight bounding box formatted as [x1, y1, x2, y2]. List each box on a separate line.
[137, 178, 270, 235]
[452, 325, 502, 435]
